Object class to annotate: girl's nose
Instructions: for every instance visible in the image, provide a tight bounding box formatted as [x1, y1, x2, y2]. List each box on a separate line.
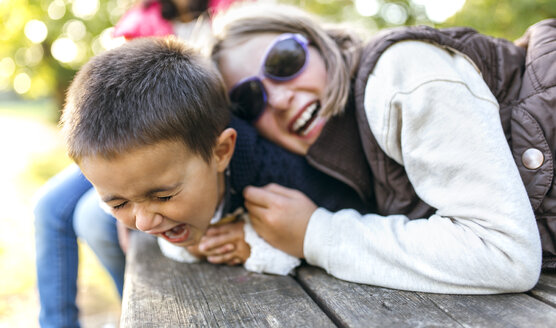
[133, 204, 162, 232]
[265, 81, 294, 112]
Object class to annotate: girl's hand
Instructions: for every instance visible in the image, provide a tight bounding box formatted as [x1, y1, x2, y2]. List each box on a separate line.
[195, 221, 251, 266]
[243, 183, 317, 258]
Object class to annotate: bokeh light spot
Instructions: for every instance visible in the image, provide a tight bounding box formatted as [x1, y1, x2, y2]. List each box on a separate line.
[25, 45, 44, 66]
[355, 0, 380, 17]
[72, 0, 100, 19]
[382, 3, 408, 25]
[99, 27, 126, 51]
[24, 20, 48, 44]
[413, 0, 466, 23]
[0, 57, 16, 78]
[48, 0, 66, 20]
[51, 37, 78, 63]
[65, 19, 87, 41]
[14, 73, 31, 94]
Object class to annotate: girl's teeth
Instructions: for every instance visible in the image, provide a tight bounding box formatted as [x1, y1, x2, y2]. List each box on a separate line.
[293, 103, 318, 132]
[302, 117, 320, 136]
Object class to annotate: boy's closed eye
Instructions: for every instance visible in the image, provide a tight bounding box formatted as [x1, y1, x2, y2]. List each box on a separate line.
[113, 201, 128, 210]
[103, 184, 182, 211]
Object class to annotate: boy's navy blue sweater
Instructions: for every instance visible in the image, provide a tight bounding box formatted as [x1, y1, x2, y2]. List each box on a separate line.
[228, 116, 376, 214]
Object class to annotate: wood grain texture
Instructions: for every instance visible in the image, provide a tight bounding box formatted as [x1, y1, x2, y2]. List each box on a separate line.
[296, 265, 556, 328]
[121, 232, 335, 328]
[529, 273, 556, 307]
[426, 289, 556, 327]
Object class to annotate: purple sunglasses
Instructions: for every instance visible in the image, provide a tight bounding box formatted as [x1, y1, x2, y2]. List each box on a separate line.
[229, 33, 310, 122]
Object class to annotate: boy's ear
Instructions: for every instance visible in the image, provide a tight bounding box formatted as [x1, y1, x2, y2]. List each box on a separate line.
[214, 128, 237, 172]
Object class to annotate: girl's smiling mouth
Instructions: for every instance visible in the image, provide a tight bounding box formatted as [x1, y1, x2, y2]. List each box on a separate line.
[289, 101, 322, 136]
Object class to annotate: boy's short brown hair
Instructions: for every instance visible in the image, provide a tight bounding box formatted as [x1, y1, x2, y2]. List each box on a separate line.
[61, 37, 230, 163]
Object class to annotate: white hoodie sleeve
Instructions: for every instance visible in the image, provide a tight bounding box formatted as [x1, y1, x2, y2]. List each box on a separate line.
[243, 216, 301, 275]
[303, 41, 541, 294]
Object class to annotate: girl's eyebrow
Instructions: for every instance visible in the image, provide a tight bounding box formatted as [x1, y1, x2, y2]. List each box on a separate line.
[101, 183, 183, 203]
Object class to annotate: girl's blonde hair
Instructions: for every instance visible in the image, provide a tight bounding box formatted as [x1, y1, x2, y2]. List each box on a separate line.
[211, 2, 363, 118]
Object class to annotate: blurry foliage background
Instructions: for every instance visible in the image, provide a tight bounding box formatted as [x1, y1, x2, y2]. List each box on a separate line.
[0, 0, 554, 120]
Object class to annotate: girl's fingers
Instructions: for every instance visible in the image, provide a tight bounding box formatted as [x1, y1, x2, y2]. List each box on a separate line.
[262, 183, 298, 197]
[243, 185, 278, 208]
[243, 199, 269, 222]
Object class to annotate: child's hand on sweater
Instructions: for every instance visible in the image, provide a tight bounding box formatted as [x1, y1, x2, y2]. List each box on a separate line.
[196, 221, 251, 266]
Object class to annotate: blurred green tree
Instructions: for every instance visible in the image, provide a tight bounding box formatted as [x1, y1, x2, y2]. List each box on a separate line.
[282, 0, 431, 32]
[444, 0, 556, 40]
[0, 0, 132, 111]
[0, 0, 554, 119]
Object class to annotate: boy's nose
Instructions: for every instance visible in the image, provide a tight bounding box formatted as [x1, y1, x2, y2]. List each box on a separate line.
[265, 81, 294, 112]
[133, 204, 162, 232]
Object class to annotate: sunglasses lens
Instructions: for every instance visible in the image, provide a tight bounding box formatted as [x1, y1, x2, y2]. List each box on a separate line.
[264, 37, 307, 79]
[229, 34, 308, 122]
[229, 79, 266, 122]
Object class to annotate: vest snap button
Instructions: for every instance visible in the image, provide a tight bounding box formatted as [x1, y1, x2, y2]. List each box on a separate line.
[522, 148, 544, 170]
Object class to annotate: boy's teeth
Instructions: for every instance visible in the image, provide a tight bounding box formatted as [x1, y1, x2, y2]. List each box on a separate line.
[164, 224, 187, 239]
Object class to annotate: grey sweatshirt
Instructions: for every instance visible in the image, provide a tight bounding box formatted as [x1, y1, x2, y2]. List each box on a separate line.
[304, 41, 541, 294]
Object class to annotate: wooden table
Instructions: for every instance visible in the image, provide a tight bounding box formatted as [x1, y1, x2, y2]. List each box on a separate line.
[121, 232, 556, 327]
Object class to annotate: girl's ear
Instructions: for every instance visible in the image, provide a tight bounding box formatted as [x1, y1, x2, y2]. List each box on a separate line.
[213, 128, 237, 172]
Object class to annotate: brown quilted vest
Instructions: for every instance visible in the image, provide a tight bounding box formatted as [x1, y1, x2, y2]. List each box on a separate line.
[307, 20, 556, 270]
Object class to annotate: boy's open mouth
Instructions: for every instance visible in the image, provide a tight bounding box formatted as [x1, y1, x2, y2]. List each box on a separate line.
[161, 224, 189, 243]
[290, 101, 321, 136]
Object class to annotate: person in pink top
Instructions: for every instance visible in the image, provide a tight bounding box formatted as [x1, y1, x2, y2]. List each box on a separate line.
[112, 0, 241, 40]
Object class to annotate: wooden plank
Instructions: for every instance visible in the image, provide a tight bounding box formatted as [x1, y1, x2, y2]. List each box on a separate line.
[296, 265, 556, 328]
[296, 265, 465, 327]
[425, 289, 556, 327]
[120, 232, 336, 327]
[529, 273, 556, 306]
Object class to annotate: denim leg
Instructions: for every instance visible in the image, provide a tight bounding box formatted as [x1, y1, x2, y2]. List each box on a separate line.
[74, 189, 125, 297]
[34, 164, 92, 328]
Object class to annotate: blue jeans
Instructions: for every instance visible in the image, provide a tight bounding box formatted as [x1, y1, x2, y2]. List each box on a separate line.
[34, 165, 124, 328]
[74, 188, 125, 296]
